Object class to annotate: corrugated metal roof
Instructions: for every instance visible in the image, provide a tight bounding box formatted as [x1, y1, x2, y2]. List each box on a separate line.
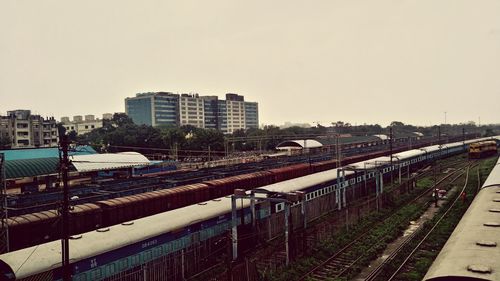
[0, 146, 96, 161]
[276, 139, 323, 149]
[5, 158, 60, 179]
[70, 152, 151, 172]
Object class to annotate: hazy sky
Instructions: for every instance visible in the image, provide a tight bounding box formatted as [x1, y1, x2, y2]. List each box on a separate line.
[1, 0, 499, 126]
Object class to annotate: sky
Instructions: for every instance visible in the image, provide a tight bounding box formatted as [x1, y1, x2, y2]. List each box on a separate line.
[1, 0, 499, 127]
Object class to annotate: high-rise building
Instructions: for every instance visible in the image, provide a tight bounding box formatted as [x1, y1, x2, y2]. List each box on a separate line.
[217, 99, 228, 133]
[124, 92, 258, 133]
[244, 102, 259, 129]
[0, 110, 58, 148]
[125, 92, 179, 127]
[179, 94, 204, 128]
[202, 96, 219, 130]
[225, 96, 246, 134]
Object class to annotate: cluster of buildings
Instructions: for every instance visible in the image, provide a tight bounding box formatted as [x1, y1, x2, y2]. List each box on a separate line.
[0, 110, 58, 148]
[125, 92, 259, 134]
[0, 92, 259, 148]
[60, 114, 113, 135]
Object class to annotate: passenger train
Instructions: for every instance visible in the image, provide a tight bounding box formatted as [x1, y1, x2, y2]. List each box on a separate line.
[1, 137, 499, 281]
[424, 152, 500, 281]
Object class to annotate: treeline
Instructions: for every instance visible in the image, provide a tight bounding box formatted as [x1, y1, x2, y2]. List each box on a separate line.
[67, 114, 499, 159]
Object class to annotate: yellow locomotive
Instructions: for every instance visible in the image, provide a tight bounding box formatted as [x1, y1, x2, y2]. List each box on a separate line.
[468, 140, 498, 159]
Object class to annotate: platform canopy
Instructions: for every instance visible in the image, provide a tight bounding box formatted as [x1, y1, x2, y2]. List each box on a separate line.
[275, 139, 323, 150]
[0, 146, 96, 179]
[0, 145, 96, 161]
[69, 152, 152, 172]
[373, 134, 389, 140]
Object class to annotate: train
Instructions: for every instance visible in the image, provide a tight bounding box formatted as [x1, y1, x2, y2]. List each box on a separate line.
[423, 154, 500, 281]
[5, 152, 379, 251]
[468, 140, 498, 159]
[1, 137, 498, 281]
[5, 138, 499, 252]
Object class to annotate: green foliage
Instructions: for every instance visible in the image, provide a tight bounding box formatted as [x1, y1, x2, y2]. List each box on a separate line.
[0, 134, 11, 149]
[76, 114, 225, 157]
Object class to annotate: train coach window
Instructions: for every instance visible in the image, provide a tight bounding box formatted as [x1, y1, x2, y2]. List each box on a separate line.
[131, 254, 141, 266]
[105, 263, 116, 277]
[153, 246, 163, 257]
[90, 268, 103, 280]
[73, 273, 87, 281]
[119, 258, 129, 271]
[144, 250, 153, 262]
[164, 242, 173, 254]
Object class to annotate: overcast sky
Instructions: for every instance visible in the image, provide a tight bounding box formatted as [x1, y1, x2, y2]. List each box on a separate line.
[1, 0, 499, 127]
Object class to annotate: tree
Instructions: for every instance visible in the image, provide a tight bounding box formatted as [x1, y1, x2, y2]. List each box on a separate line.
[112, 113, 134, 127]
[390, 121, 405, 127]
[0, 135, 11, 149]
[484, 129, 496, 137]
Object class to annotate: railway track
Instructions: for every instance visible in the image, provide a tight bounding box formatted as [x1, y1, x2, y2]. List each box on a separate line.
[363, 162, 479, 281]
[297, 159, 473, 281]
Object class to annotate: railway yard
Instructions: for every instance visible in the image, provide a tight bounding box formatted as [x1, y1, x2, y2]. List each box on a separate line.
[0, 136, 499, 281]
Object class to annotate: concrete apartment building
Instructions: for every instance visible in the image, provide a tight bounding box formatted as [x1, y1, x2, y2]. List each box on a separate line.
[125, 92, 259, 133]
[0, 110, 58, 148]
[61, 114, 104, 135]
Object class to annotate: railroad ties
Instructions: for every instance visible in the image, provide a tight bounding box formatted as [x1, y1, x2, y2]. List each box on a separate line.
[309, 252, 358, 280]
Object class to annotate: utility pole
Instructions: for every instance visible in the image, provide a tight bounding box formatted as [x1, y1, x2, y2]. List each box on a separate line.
[0, 153, 9, 254]
[174, 142, 178, 161]
[224, 139, 229, 158]
[336, 134, 342, 167]
[389, 127, 393, 164]
[59, 135, 71, 281]
[208, 145, 211, 162]
[389, 127, 393, 183]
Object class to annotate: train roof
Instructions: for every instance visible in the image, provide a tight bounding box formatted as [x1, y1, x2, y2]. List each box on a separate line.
[346, 156, 391, 170]
[424, 156, 500, 281]
[483, 161, 500, 189]
[392, 149, 425, 160]
[259, 168, 352, 193]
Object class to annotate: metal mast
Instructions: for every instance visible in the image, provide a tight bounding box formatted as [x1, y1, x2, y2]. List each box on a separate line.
[0, 153, 9, 253]
[59, 135, 71, 281]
